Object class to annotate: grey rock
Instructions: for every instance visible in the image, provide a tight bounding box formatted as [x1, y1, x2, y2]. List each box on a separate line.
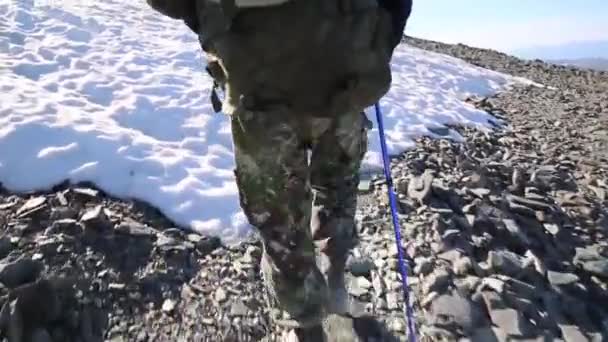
[488, 250, 527, 277]
[421, 291, 439, 308]
[543, 223, 561, 236]
[407, 170, 434, 204]
[215, 288, 228, 303]
[16, 196, 47, 217]
[413, 257, 434, 276]
[438, 249, 463, 262]
[230, 300, 248, 316]
[194, 236, 221, 256]
[481, 277, 506, 294]
[0, 258, 42, 288]
[49, 206, 79, 220]
[115, 220, 155, 236]
[481, 291, 531, 336]
[422, 268, 450, 294]
[371, 273, 386, 295]
[502, 218, 531, 246]
[547, 270, 580, 286]
[574, 246, 602, 263]
[243, 245, 261, 263]
[321, 314, 390, 342]
[72, 187, 100, 198]
[428, 291, 482, 333]
[507, 200, 537, 217]
[348, 276, 372, 297]
[386, 293, 399, 310]
[469, 188, 491, 198]
[162, 299, 176, 313]
[375, 298, 387, 310]
[80, 205, 110, 230]
[581, 259, 608, 278]
[453, 256, 473, 276]
[559, 324, 590, 342]
[46, 218, 82, 236]
[507, 194, 553, 212]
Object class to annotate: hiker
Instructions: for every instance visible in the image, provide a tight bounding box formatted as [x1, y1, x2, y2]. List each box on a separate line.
[146, 0, 412, 339]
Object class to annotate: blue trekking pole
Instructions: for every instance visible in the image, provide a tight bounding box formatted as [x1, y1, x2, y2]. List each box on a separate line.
[374, 102, 417, 342]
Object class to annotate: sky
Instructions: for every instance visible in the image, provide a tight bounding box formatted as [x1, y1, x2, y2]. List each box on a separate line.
[406, 0, 608, 54]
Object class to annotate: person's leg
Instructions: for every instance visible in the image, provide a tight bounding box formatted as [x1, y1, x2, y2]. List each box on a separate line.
[309, 111, 371, 314]
[230, 108, 328, 327]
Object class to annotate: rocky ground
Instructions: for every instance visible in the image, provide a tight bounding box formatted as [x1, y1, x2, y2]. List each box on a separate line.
[1, 39, 607, 341]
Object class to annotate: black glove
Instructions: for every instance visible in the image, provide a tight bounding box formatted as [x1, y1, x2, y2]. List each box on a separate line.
[377, 0, 413, 47]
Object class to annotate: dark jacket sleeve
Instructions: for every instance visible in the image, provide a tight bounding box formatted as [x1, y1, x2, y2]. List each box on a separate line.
[377, 0, 413, 47]
[146, 0, 199, 32]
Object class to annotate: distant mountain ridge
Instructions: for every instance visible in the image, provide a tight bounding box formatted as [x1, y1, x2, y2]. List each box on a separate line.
[547, 57, 608, 71]
[513, 40, 608, 60]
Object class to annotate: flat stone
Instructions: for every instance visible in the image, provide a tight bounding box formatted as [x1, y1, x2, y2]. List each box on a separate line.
[348, 276, 372, 297]
[72, 187, 99, 198]
[488, 250, 527, 277]
[46, 219, 82, 236]
[453, 257, 474, 276]
[507, 194, 553, 211]
[481, 291, 530, 336]
[0, 201, 17, 210]
[559, 324, 590, 342]
[581, 260, 608, 278]
[469, 188, 491, 198]
[547, 271, 580, 286]
[481, 277, 506, 294]
[230, 300, 248, 316]
[438, 249, 463, 262]
[49, 207, 79, 220]
[80, 205, 110, 230]
[502, 218, 531, 246]
[16, 196, 47, 217]
[407, 170, 434, 204]
[414, 257, 434, 276]
[115, 220, 155, 236]
[574, 246, 602, 263]
[455, 276, 481, 294]
[422, 268, 450, 294]
[428, 291, 481, 333]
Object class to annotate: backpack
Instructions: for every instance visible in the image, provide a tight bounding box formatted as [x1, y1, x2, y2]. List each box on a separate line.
[148, 0, 410, 117]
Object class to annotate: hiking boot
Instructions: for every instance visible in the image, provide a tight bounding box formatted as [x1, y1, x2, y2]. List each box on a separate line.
[317, 252, 349, 315]
[261, 251, 329, 329]
[282, 325, 325, 342]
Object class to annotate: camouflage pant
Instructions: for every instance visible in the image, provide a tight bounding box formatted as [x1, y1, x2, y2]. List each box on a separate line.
[231, 107, 370, 324]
